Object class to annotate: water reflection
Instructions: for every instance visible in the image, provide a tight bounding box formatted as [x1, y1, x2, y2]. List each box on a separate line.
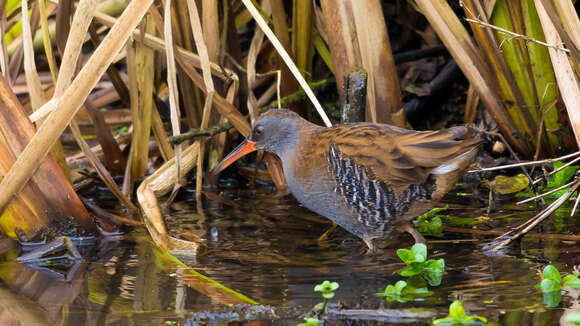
[0, 188, 577, 325]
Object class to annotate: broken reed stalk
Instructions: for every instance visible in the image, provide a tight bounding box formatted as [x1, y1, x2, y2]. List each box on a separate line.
[0, 0, 154, 213]
[341, 67, 367, 123]
[240, 0, 332, 127]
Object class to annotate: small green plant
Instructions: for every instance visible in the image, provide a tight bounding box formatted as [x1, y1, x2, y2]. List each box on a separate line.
[414, 206, 446, 237]
[314, 280, 339, 313]
[549, 161, 579, 190]
[297, 317, 320, 326]
[537, 265, 580, 292]
[535, 265, 580, 307]
[376, 279, 429, 303]
[397, 243, 445, 286]
[433, 300, 487, 325]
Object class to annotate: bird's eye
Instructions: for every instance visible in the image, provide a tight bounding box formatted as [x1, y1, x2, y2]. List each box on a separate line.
[254, 126, 264, 137]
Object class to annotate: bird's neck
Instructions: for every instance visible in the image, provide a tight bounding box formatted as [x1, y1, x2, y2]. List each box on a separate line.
[277, 122, 324, 171]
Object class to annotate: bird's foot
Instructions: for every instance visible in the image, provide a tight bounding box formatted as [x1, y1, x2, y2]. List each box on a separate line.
[399, 223, 426, 244]
[362, 238, 377, 255]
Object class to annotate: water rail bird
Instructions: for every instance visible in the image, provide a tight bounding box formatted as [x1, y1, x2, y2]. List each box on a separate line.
[213, 109, 480, 250]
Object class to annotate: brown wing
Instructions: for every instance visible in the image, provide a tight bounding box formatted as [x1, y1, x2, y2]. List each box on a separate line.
[319, 123, 479, 195]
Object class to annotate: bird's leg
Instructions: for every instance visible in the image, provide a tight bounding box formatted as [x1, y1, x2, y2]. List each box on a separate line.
[318, 222, 338, 242]
[399, 222, 426, 244]
[363, 238, 377, 255]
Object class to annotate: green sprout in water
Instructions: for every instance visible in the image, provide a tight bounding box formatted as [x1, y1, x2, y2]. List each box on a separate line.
[376, 279, 430, 303]
[397, 243, 445, 286]
[414, 206, 446, 237]
[535, 265, 580, 307]
[297, 317, 320, 326]
[433, 300, 487, 325]
[314, 280, 339, 313]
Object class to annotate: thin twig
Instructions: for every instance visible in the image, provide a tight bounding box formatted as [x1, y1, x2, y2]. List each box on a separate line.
[516, 179, 577, 205]
[532, 155, 580, 185]
[469, 151, 580, 172]
[460, 8, 570, 53]
[488, 179, 580, 251]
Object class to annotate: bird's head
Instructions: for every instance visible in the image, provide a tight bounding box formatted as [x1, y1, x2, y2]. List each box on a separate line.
[212, 109, 307, 173]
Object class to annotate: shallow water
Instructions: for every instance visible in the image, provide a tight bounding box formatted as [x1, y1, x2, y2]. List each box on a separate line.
[0, 185, 579, 325]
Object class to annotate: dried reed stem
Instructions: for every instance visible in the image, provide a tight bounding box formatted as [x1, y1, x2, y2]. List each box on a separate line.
[240, 0, 332, 127]
[0, 0, 154, 213]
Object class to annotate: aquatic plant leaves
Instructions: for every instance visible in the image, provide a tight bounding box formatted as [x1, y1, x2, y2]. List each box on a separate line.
[397, 244, 445, 285]
[490, 173, 530, 194]
[542, 265, 561, 284]
[414, 206, 446, 237]
[542, 290, 562, 308]
[397, 244, 427, 277]
[536, 264, 580, 307]
[563, 274, 580, 289]
[433, 300, 487, 325]
[540, 278, 560, 293]
[423, 259, 445, 286]
[314, 280, 339, 299]
[376, 280, 431, 303]
[298, 317, 320, 326]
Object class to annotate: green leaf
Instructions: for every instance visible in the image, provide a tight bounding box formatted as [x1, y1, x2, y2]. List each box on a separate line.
[406, 275, 428, 288]
[298, 317, 320, 326]
[411, 243, 427, 262]
[449, 300, 467, 320]
[549, 161, 579, 188]
[490, 173, 530, 194]
[329, 281, 339, 291]
[540, 279, 561, 293]
[542, 265, 562, 283]
[417, 205, 448, 219]
[314, 280, 338, 294]
[424, 270, 444, 287]
[397, 248, 415, 265]
[394, 280, 408, 292]
[398, 263, 424, 277]
[563, 274, 580, 289]
[434, 300, 487, 325]
[433, 316, 455, 325]
[322, 292, 335, 299]
[463, 315, 488, 323]
[425, 258, 445, 274]
[542, 290, 562, 308]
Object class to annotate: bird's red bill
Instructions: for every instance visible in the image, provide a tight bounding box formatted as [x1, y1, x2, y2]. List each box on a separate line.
[212, 139, 256, 174]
